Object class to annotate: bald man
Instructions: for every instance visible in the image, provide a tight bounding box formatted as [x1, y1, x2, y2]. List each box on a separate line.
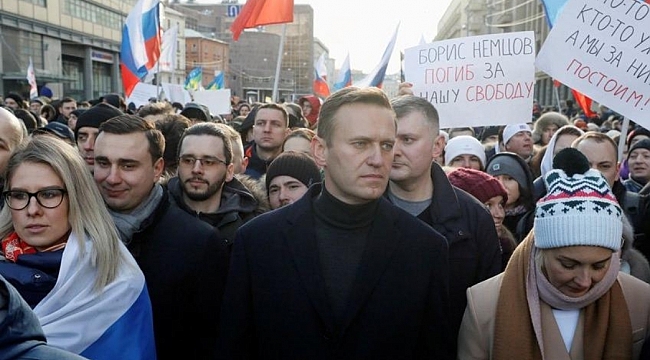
[0, 107, 27, 202]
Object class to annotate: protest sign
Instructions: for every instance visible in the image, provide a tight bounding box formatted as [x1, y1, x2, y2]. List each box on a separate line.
[161, 83, 192, 104]
[404, 31, 536, 128]
[536, 0, 650, 127]
[125, 83, 158, 108]
[193, 89, 232, 116]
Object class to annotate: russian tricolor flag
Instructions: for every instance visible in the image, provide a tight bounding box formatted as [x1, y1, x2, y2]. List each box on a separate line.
[333, 53, 351, 91]
[355, 24, 399, 89]
[34, 233, 156, 359]
[121, 0, 162, 98]
[313, 53, 330, 98]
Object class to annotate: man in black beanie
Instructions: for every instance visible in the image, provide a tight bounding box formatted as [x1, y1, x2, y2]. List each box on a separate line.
[75, 103, 122, 172]
[265, 151, 321, 209]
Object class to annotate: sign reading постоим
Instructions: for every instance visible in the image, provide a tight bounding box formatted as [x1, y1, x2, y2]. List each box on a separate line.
[536, 0, 650, 127]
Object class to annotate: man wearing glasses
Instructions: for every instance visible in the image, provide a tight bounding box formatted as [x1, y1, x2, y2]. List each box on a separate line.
[167, 122, 266, 246]
[92, 115, 229, 359]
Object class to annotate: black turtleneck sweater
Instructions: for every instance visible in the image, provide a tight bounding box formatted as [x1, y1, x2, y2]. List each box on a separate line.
[312, 186, 378, 325]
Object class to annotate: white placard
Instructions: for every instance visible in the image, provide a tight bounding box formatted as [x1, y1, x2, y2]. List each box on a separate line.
[536, 0, 650, 126]
[404, 32, 536, 128]
[192, 89, 232, 116]
[125, 83, 158, 108]
[161, 83, 192, 104]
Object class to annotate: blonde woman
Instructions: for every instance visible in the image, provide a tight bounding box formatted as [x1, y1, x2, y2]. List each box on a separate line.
[0, 136, 155, 359]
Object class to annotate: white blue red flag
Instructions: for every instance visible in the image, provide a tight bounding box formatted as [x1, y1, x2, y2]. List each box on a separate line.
[26, 57, 38, 100]
[333, 53, 351, 91]
[355, 24, 399, 89]
[313, 53, 330, 98]
[120, 0, 162, 98]
[34, 233, 156, 360]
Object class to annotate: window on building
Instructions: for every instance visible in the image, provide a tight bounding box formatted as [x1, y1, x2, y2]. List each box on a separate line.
[20, 0, 46, 7]
[64, 0, 124, 30]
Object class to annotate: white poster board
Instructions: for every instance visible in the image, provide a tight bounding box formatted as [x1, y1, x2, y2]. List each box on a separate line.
[125, 83, 158, 108]
[161, 83, 192, 105]
[404, 31, 536, 128]
[536, 0, 650, 127]
[192, 89, 232, 116]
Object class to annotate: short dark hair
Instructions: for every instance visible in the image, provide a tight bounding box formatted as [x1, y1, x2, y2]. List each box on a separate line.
[98, 114, 165, 163]
[254, 103, 289, 127]
[154, 114, 192, 173]
[178, 122, 233, 165]
[317, 87, 394, 145]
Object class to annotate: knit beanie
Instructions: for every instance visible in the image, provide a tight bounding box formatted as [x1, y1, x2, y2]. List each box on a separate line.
[5, 93, 24, 107]
[444, 135, 487, 169]
[486, 152, 531, 193]
[74, 103, 122, 139]
[627, 127, 650, 146]
[265, 152, 321, 192]
[502, 123, 531, 146]
[447, 167, 508, 204]
[534, 148, 622, 251]
[627, 138, 650, 160]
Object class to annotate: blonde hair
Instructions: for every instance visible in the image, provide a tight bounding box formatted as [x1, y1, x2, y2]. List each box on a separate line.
[0, 136, 126, 291]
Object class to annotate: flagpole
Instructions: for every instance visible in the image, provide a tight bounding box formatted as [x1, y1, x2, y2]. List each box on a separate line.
[618, 117, 630, 162]
[156, 59, 162, 101]
[553, 85, 561, 111]
[272, 24, 287, 102]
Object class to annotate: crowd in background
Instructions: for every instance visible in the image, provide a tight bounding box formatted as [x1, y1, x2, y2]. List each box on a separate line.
[1, 85, 650, 359]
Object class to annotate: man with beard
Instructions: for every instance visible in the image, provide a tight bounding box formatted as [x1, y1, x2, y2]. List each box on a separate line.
[168, 122, 265, 245]
[243, 103, 291, 179]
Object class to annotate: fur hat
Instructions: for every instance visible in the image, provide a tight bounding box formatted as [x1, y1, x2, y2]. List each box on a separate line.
[74, 103, 123, 139]
[447, 167, 508, 204]
[486, 152, 532, 193]
[532, 112, 570, 144]
[265, 152, 321, 192]
[535, 148, 622, 250]
[444, 135, 487, 169]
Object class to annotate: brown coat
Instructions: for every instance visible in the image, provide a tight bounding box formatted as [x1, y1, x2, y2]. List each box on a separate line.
[458, 272, 650, 360]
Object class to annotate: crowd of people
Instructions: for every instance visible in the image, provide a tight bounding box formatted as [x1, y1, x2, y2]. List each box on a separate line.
[0, 84, 650, 359]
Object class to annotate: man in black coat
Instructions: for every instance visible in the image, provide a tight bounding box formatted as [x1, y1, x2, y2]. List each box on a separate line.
[217, 87, 453, 359]
[386, 95, 502, 355]
[93, 115, 229, 360]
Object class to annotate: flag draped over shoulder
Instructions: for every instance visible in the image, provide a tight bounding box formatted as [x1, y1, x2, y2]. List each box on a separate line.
[355, 24, 399, 89]
[120, 0, 162, 98]
[333, 53, 352, 91]
[230, 0, 294, 41]
[34, 233, 156, 360]
[206, 71, 225, 90]
[313, 53, 330, 98]
[26, 57, 38, 100]
[184, 67, 203, 90]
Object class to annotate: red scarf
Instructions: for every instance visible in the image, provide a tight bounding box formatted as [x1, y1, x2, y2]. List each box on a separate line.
[2, 232, 36, 262]
[1, 231, 69, 262]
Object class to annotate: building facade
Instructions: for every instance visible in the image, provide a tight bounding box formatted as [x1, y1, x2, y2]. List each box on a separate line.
[170, 1, 314, 102]
[0, 0, 131, 100]
[185, 29, 228, 89]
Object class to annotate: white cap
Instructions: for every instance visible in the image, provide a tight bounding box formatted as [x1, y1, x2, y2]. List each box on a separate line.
[502, 123, 532, 146]
[444, 135, 487, 169]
